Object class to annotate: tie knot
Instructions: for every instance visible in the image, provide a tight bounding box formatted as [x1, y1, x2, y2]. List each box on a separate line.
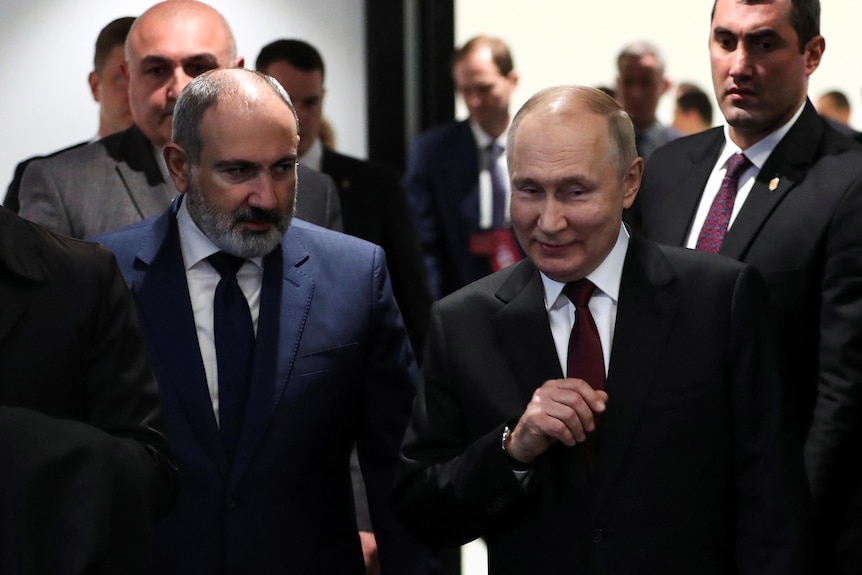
[563, 279, 597, 308]
[725, 153, 750, 181]
[208, 252, 246, 279]
[486, 141, 503, 159]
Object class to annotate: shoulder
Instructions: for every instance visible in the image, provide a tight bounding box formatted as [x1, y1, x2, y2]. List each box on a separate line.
[290, 218, 378, 258]
[1, 208, 116, 280]
[412, 120, 472, 151]
[323, 148, 400, 186]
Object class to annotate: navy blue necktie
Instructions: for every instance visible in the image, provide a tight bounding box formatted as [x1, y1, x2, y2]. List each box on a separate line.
[208, 252, 255, 462]
[487, 142, 507, 228]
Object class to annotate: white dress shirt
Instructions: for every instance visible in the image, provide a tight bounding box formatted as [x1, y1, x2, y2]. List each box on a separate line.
[470, 121, 510, 229]
[541, 224, 630, 377]
[177, 200, 265, 422]
[684, 103, 805, 249]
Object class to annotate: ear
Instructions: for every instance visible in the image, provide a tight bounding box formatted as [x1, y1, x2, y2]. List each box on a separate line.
[660, 76, 672, 96]
[621, 156, 644, 209]
[804, 35, 825, 76]
[164, 143, 192, 193]
[507, 70, 520, 89]
[88, 71, 100, 102]
[120, 60, 130, 82]
[234, 56, 246, 69]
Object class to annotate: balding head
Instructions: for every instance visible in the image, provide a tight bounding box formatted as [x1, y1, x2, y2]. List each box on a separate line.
[123, 0, 242, 147]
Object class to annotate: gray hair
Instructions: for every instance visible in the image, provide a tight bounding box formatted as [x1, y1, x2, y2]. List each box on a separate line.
[507, 85, 638, 181]
[617, 40, 666, 75]
[172, 69, 298, 163]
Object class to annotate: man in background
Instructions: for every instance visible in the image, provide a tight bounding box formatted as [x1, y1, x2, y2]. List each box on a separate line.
[5, 16, 135, 212]
[18, 0, 340, 239]
[256, 38, 430, 358]
[672, 82, 713, 135]
[615, 40, 681, 160]
[405, 35, 521, 300]
[633, 0, 862, 570]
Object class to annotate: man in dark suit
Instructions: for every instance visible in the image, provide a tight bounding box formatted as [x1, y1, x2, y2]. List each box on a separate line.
[17, 1, 340, 239]
[630, 1, 862, 570]
[256, 38, 430, 358]
[405, 35, 521, 300]
[615, 40, 681, 160]
[96, 68, 423, 574]
[0, 206, 175, 574]
[5, 16, 135, 212]
[394, 86, 808, 574]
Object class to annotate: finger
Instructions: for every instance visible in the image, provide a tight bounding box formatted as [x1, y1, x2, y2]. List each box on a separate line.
[556, 378, 608, 412]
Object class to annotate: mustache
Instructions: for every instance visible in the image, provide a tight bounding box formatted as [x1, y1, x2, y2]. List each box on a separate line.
[233, 206, 283, 226]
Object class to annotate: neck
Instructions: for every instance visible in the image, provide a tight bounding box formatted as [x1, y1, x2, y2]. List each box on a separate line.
[479, 114, 510, 139]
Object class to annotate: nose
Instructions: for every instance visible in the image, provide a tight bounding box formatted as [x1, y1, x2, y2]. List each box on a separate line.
[536, 198, 567, 235]
[167, 67, 194, 100]
[248, 175, 279, 210]
[728, 45, 752, 78]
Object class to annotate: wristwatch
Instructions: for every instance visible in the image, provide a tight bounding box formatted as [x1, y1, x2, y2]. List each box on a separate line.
[501, 418, 532, 471]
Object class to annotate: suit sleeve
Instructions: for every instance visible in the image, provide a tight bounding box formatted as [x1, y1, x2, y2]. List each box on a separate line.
[17, 158, 73, 237]
[355, 245, 426, 571]
[730, 265, 810, 574]
[0, 246, 175, 574]
[393, 302, 533, 548]
[804, 176, 862, 552]
[320, 171, 344, 232]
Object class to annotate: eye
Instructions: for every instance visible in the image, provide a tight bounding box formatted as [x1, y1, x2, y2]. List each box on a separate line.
[271, 160, 296, 179]
[184, 62, 216, 78]
[144, 64, 169, 78]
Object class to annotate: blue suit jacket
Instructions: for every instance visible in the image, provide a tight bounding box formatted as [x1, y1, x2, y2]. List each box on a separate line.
[96, 198, 421, 574]
[404, 119, 492, 299]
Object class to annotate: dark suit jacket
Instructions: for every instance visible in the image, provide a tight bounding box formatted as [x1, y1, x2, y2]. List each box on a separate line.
[0, 207, 174, 574]
[4, 141, 87, 212]
[95, 199, 423, 574]
[405, 119, 495, 299]
[632, 101, 862, 571]
[395, 235, 808, 574]
[322, 147, 431, 358]
[17, 124, 342, 239]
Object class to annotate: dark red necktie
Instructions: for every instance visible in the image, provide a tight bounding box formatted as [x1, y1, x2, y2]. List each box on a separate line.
[563, 279, 605, 391]
[563, 279, 605, 471]
[696, 152, 751, 253]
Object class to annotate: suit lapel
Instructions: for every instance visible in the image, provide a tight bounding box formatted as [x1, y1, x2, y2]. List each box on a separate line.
[655, 129, 725, 246]
[491, 260, 564, 402]
[591, 236, 679, 515]
[720, 101, 821, 259]
[230, 229, 314, 487]
[132, 208, 229, 479]
[113, 126, 175, 219]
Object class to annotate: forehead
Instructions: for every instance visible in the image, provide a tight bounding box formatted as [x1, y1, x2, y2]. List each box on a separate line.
[712, 0, 794, 31]
[618, 54, 661, 76]
[512, 108, 610, 169]
[263, 61, 324, 93]
[453, 47, 502, 81]
[129, 12, 232, 62]
[198, 91, 297, 157]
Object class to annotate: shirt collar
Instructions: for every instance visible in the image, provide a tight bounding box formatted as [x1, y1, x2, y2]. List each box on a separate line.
[541, 223, 629, 311]
[299, 137, 323, 171]
[469, 120, 508, 150]
[176, 197, 264, 271]
[719, 101, 805, 170]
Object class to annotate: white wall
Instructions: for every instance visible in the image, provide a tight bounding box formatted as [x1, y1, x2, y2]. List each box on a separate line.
[456, 0, 862, 131]
[0, 0, 366, 203]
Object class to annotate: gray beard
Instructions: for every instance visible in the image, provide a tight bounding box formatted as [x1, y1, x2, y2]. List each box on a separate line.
[184, 182, 293, 258]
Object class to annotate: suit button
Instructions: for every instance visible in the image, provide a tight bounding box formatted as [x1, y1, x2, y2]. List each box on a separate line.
[591, 529, 603, 543]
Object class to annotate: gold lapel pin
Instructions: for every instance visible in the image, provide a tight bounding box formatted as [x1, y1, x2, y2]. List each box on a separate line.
[769, 177, 780, 191]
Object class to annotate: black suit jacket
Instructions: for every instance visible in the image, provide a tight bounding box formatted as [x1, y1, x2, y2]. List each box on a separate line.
[0, 207, 174, 574]
[322, 147, 431, 357]
[395, 235, 808, 574]
[633, 100, 862, 571]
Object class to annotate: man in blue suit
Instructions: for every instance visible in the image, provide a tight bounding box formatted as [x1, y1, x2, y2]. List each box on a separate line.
[96, 68, 421, 574]
[405, 35, 521, 300]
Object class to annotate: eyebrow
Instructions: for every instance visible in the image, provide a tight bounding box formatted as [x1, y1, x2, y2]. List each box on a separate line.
[511, 175, 591, 188]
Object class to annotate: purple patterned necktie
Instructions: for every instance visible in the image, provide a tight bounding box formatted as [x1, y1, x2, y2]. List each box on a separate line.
[696, 152, 751, 253]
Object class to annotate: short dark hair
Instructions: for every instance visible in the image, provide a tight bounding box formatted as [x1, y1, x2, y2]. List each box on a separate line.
[820, 90, 851, 112]
[711, 0, 820, 52]
[94, 16, 135, 72]
[677, 89, 713, 125]
[256, 39, 325, 78]
[453, 35, 514, 76]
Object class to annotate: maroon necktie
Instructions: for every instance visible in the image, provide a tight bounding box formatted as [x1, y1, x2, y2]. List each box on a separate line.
[563, 279, 605, 392]
[696, 152, 751, 253]
[563, 279, 605, 470]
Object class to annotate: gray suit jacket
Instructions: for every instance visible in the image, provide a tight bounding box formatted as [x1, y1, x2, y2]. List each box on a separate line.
[18, 124, 342, 239]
